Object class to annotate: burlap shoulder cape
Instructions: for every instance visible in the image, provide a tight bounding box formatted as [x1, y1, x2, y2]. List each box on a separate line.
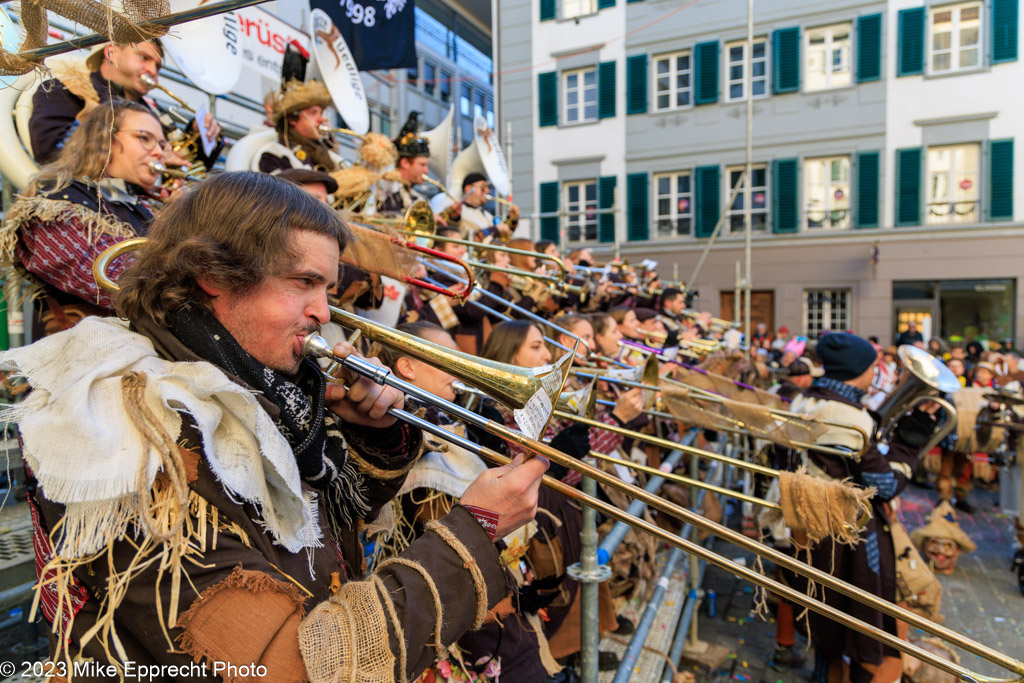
[0, 316, 321, 559]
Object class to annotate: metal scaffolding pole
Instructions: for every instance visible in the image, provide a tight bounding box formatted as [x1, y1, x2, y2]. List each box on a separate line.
[743, 0, 754, 346]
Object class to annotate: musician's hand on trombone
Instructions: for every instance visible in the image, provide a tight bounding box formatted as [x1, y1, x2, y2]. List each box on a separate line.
[324, 340, 404, 428]
[612, 388, 646, 424]
[461, 453, 549, 539]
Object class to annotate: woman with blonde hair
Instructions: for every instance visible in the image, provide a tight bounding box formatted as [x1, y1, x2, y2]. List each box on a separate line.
[1, 100, 164, 335]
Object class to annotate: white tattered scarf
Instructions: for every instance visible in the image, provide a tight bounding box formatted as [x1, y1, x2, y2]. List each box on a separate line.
[0, 316, 321, 558]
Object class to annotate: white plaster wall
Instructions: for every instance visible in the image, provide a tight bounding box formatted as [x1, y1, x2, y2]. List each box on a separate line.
[884, 0, 1024, 225]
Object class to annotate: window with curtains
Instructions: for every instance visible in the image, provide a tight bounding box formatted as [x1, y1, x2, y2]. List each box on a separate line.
[566, 180, 599, 243]
[562, 0, 597, 20]
[805, 23, 852, 90]
[725, 38, 768, 102]
[654, 172, 693, 238]
[929, 2, 982, 73]
[926, 143, 980, 225]
[726, 164, 768, 232]
[804, 289, 851, 339]
[564, 67, 598, 123]
[805, 156, 851, 229]
[653, 50, 692, 111]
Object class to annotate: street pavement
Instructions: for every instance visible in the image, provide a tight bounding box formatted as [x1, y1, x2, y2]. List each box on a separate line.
[684, 484, 1024, 683]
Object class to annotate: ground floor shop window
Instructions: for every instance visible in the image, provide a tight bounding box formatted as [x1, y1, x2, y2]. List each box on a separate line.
[893, 278, 1015, 345]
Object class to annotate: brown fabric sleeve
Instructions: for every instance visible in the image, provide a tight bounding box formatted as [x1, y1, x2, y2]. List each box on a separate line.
[376, 505, 509, 680]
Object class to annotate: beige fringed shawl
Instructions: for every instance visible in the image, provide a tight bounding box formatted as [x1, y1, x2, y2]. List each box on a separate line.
[0, 316, 322, 559]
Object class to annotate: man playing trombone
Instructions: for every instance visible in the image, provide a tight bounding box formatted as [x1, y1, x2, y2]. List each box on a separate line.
[380, 129, 431, 213]
[30, 40, 222, 169]
[3, 172, 548, 681]
[441, 172, 520, 242]
[773, 333, 942, 682]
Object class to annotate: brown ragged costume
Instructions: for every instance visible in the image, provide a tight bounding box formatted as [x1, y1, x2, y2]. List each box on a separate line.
[23, 319, 509, 683]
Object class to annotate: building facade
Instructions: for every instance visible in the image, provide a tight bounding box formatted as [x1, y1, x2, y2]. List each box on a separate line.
[497, 0, 1023, 345]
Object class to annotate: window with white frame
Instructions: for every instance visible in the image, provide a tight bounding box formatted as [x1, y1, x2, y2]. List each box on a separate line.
[804, 289, 851, 339]
[726, 164, 767, 232]
[929, 2, 982, 73]
[653, 50, 692, 111]
[562, 0, 597, 20]
[566, 180, 598, 243]
[654, 172, 693, 238]
[805, 23, 852, 91]
[805, 156, 851, 229]
[564, 67, 598, 124]
[926, 143, 981, 225]
[725, 38, 768, 102]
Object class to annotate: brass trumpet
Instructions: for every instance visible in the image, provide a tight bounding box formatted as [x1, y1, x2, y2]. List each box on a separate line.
[92, 238, 1024, 683]
[141, 73, 194, 114]
[140, 75, 206, 170]
[148, 161, 202, 182]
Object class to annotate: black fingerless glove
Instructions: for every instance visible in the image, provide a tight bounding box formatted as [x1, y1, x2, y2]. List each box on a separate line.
[549, 422, 591, 460]
[893, 408, 938, 448]
[513, 574, 565, 614]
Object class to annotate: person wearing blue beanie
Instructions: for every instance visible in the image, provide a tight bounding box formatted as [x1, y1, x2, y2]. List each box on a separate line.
[769, 331, 940, 683]
[816, 332, 879, 384]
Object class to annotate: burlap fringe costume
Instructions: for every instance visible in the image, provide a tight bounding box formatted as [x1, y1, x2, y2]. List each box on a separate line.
[758, 467, 876, 548]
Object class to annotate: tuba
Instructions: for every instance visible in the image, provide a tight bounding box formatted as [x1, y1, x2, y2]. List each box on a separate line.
[448, 114, 510, 197]
[875, 345, 961, 455]
[420, 104, 456, 187]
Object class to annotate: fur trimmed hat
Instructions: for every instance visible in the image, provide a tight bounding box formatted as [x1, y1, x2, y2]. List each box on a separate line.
[270, 79, 332, 124]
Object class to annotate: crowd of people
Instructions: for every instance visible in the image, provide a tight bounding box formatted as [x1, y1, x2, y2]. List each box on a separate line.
[0, 31, 1020, 683]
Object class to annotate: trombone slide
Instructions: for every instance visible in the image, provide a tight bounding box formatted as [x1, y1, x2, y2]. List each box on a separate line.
[301, 333, 1024, 683]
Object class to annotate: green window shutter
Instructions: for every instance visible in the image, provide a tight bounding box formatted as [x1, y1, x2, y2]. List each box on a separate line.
[626, 173, 649, 241]
[857, 14, 883, 82]
[772, 28, 801, 93]
[538, 71, 558, 127]
[772, 159, 799, 233]
[599, 176, 617, 243]
[895, 147, 922, 226]
[992, 0, 1019, 63]
[540, 0, 555, 22]
[897, 7, 925, 76]
[626, 55, 648, 115]
[988, 139, 1014, 220]
[598, 0, 615, 8]
[694, 166, 719, 237]
[539, 182, 560, 243]
[694, 41, 719, 105]
[626, 0, 643, 4]
[855, 151, 880, 228]
[598, 61, 616, 119]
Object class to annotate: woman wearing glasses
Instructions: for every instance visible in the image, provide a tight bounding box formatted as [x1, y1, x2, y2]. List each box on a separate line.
[0, 100, 164, 336]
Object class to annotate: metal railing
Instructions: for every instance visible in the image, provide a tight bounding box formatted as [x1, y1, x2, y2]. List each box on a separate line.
[926, 200, 980, 226]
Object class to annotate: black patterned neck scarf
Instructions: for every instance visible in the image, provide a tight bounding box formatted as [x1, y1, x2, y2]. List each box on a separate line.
[167, 306, 369, 534]
[813, 376, 866, 404]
